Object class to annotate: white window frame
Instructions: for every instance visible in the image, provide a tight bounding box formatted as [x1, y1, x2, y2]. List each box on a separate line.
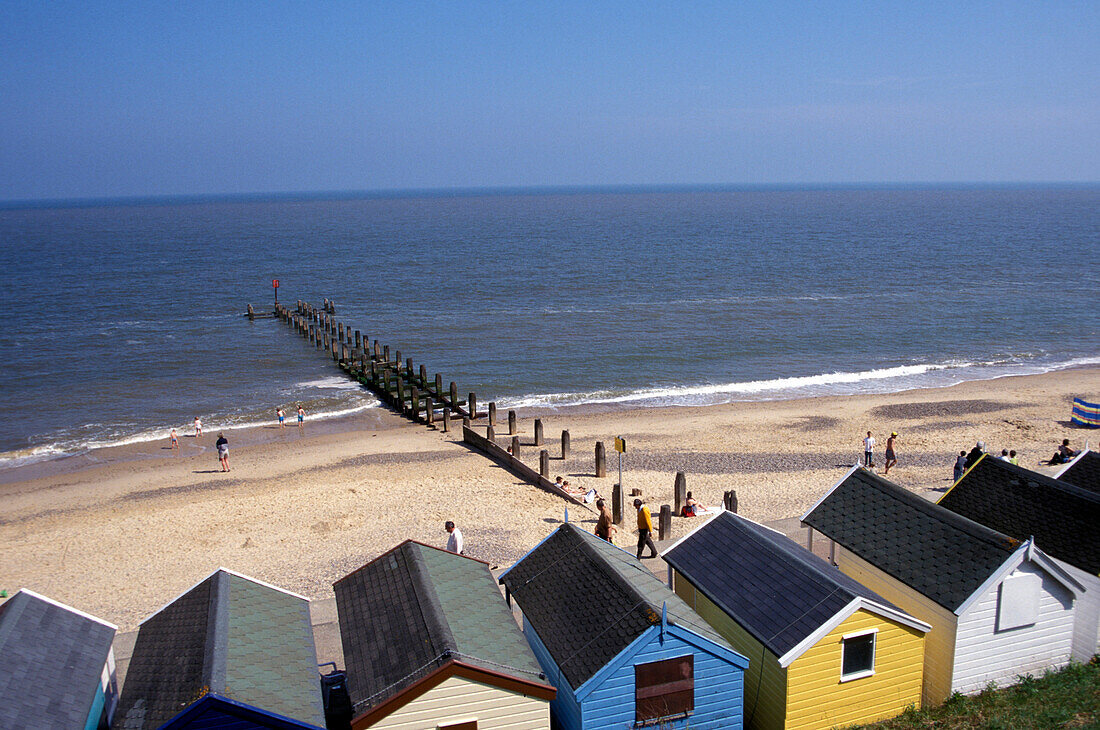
[839, 628, 877, 682]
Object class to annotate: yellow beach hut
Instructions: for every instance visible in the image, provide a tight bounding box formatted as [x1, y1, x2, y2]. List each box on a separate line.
[664, 511, 930, 730]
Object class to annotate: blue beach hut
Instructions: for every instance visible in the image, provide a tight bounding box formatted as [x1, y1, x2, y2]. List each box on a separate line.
[500, 523, 749, 730]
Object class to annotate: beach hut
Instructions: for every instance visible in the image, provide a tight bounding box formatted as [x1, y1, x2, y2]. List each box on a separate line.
[664, 511, 930, 730]
[802, 466, 1083, 707]
[1055, 448, 1100, 494]
[500, 522, 749, 730]
[112, 568, 324, 729]
[333, 540, 556, 730]
[0, 589, 118, 730]
[938, 454, 1100, 660]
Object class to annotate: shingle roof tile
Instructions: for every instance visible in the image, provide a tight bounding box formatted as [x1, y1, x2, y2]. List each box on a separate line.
[803, 467, 1018, 611]
[1057, 450, 1100, 496]
[500, 523, 732, 689]
[940, 455, 1100, 575]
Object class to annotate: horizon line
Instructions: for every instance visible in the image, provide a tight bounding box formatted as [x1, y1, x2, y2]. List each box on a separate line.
[3, 180, 1099, 210]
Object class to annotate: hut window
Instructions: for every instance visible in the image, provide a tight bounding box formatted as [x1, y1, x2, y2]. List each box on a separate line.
[635, 656, 693, 723]
[997, 573, 1041, 631]
[840, 629, 876, 681]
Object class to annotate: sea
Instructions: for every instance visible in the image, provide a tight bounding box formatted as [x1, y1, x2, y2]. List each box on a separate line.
[1, 186, 1098, 470]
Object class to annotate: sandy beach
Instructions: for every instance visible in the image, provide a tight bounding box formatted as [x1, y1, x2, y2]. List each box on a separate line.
[2, 367, 1096, 631]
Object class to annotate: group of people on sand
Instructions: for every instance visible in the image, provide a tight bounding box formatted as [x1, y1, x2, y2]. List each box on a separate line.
[952, 438, 1081, 482]
[276, 405, 306, 429]
[165, 416, 233, 472]
[862, 430, 900, 474]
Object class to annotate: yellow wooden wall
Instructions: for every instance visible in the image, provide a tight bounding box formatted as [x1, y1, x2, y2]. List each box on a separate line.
[836, 547, 958, 707]
[785, 609, 925, 730]
[673, 571, 787, 730]
[366, 675, 550, 730]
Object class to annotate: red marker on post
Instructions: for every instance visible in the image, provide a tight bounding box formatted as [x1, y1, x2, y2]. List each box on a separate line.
[272, 278, 280, 304]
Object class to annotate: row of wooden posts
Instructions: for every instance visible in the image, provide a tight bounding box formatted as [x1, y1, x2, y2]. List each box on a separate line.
[265, 298, 739, 539]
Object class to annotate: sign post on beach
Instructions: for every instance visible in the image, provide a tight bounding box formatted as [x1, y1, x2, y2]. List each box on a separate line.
[614, 436, 626, 491]
[272, 278, 280, 304]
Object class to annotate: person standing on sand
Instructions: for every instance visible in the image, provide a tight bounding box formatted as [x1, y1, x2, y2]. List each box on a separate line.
[297, 405, 305, 428]
[445, 521, 464, 554]
[953, 451, 968, 482]
[215, 433, 229, 472]
[595, 499, 616, 543]
[884, 432, 898, 474]
[169, 428, 179, 453]
[863, 431, 875, 468]
[277, 408, 286, 429]
[634, 498, 659, 560]
[965, 441, 985, 469]
[194, 417, 202, 437]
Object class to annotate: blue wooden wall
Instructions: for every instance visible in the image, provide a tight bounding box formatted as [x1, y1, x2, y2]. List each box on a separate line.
[523, 619, 745, 730]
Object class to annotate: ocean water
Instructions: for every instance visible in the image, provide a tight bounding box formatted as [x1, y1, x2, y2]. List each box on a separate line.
[1, 186, 1098, 467]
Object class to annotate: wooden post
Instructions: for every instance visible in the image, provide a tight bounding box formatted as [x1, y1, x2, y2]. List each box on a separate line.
[419, 364, 428, 386]
[374, 341, 381, 360]
[486, 425, 495, 442]
[247, 303, 255, 320]
[488, 402, 497, 425]
[354, 330, 361, 350]
[595, 441, 607, 477]
[469, 393, 478, 418]
[406, 357, 413, 377]
[426, 398, 434, 426]
[449, 382, 459, 409]
[332, 338, 339, 361]
[659, 505, 672, 541]
[410, 386, 420, 422]
[462, 416, 470, 429]
[395, 376, 405, 413]
[508, 410, 517, 435]
[540, 450, 549, 478]
[511, 435, 520, 457]
[674, 472, 687, 515]
[724, 490, 738, 513]
[383, 345, 390, 363]
[369, 361, 378, 383]
[394, 350, 402, 370]
[534, 419, 544, 446]
[443, 407, 451, 433]
[613, 482, 623, 524]
[434, 373, 443, 396]
[338, 323, 344, 341]
[561, 430, 570, 459]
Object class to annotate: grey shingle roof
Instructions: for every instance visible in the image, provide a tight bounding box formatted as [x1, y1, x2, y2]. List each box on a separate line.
[665, 512, 903, 658]
[939, 455, 1100, 575]
[334, 541, 548, 717]
[499, 523, 733, 689]
[113, 569, 323, 729]
[803, 467, 1020, 611]
[0, 590, 116, 730]
[1057, 450, 1100, 495]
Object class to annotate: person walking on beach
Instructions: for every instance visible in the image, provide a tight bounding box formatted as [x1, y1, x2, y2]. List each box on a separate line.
[863, 431, 875, 468]
[445, 521, 464, 554]
[884, 432, 898, 475]
[297, 405, 305, 428]
[634, 498, 659, 560]
[595, 499, 617, 543]
[215, 433, 229, 472]
[194, 417, 202, 437]
[169, 428, 179, 453]
[953, 450, 968, 482]
[277, 408, 286, 429]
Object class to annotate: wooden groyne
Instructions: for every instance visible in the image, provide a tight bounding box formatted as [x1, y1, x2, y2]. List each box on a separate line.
[263, 298, 589, 507]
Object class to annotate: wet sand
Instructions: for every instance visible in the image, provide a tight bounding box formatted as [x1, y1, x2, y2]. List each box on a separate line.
[2, 367, 1096, 630]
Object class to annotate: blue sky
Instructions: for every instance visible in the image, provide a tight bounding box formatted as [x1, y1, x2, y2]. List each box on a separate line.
[1, 2, 1098, 200]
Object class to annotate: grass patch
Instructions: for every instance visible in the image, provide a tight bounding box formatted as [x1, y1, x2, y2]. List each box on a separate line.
[848, 657, 1099, 729]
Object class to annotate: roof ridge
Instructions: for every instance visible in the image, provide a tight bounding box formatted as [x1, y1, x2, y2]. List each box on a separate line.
[404, 543, 459, 659]
[205, 570, 229, 694]
[857, 468, 1016, 551]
